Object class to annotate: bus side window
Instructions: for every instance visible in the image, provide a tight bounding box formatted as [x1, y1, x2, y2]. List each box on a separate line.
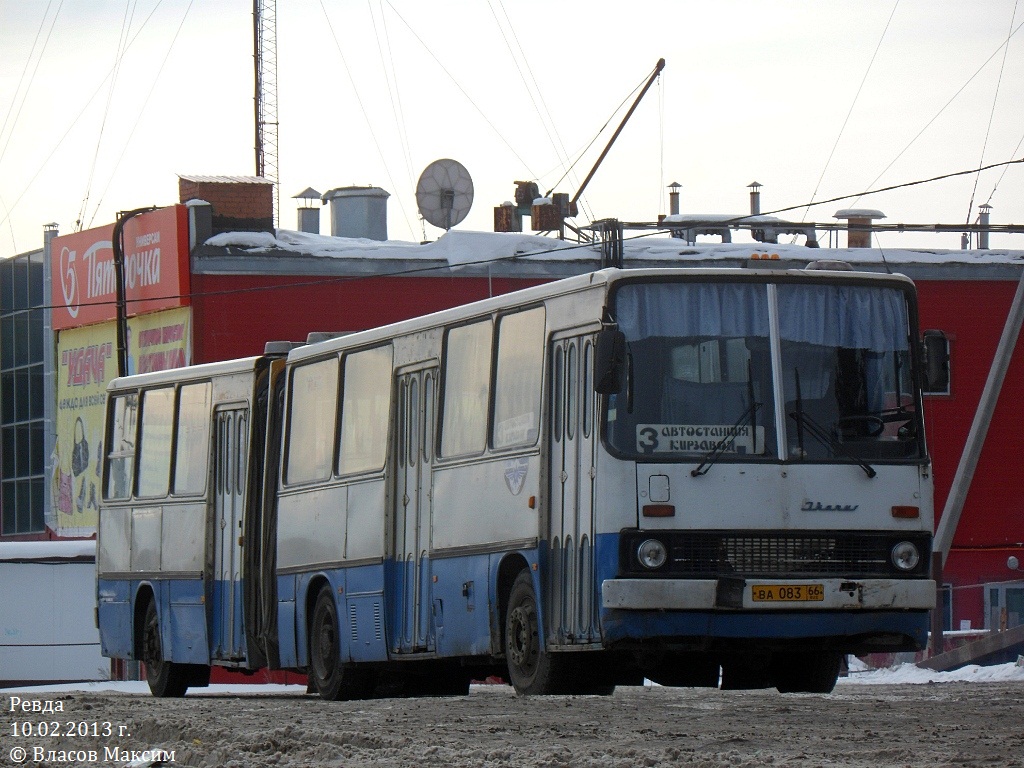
[492, 307, 545, 450]
[285, 358, 340, 485]
[105, 393, 138, 500]
[137, 387, 175, 498]
[174, 382, 212, 495]
[440, 320, 493, 458]
[338, 345, 393, 475]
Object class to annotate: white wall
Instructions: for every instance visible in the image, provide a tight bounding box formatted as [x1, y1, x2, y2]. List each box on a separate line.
[0, 541, 108, 684]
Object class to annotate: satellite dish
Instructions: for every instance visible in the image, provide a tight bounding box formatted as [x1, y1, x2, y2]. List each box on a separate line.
[416, 159, 474, 230]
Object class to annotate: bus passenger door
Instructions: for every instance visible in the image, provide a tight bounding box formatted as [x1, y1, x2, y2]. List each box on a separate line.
[211, 406, 248, 660]
[549, 334, 599, 645]
[390, 367, 437, 654]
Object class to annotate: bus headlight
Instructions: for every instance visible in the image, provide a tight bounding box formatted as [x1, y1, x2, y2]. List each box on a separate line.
[637, 539, 668, 570]
[891, 541, 921, 571]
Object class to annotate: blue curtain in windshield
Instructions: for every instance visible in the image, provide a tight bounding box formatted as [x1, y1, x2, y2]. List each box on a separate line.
[776, 285, 909, 352]
[616, 282, 770, 339]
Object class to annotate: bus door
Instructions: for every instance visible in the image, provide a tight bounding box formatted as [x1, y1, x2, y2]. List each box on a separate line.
[390, 366, 438, 653]
[548, 334, 599, 645]
[211, 406, 248, 660]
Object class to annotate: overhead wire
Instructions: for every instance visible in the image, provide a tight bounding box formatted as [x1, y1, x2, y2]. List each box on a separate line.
[380, 0, 539, 180]
[77, 0, 139, 232]
[965, 0, 1019, 228]
[318, 0, 416, 240]
[87, 0, 195, 228]
[34, 156, 1024, 317]
[369, 1, 416, 207]
[487, 0, 588, 216]
[0, 0, 65, 172]
[802, 0, 899, 223]
[852, 15, 1024, 207]
[0, 1, 168, 234]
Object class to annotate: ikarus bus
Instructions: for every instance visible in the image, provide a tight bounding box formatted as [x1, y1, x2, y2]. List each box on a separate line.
[96, 264, 937, 697]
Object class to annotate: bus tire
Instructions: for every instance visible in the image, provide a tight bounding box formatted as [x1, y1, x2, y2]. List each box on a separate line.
[142, 600, 190, 698]
[309, 588, 374, 701]
[505, 569, 569, 695]
[647, 653, 720, 688]
[772, 651, 842, 694]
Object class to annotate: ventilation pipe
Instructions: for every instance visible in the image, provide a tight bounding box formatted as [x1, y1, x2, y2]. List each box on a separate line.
[978, 203, 992, 250]
[748, 181, 762, 215]
[834, 209, 885, 248]
[293, 187, 322, 234]
[668, 182, 681, 216]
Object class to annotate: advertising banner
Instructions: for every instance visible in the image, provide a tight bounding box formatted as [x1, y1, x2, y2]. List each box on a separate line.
[53, 307, 191, 535]
[49, 205, 191, 332]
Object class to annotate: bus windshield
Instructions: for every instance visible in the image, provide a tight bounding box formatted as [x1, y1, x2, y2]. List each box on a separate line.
[604, 279, 924, 463]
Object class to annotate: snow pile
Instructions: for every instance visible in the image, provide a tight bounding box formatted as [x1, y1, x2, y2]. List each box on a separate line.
[840, 656, 1024, 685]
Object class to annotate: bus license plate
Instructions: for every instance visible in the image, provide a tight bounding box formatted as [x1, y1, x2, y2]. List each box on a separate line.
[751, 584, 825, 602]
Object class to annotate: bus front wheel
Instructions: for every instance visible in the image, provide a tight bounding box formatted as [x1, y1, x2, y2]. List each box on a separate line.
[142, 600, 190, 698]
[772, 651, 842, 694]
[309, 587, 374, 701]
[505, 569, 569, 695]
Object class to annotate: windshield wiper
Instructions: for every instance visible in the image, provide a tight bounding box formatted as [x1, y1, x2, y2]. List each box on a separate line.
[788, 409, 877, 479]
[790, 367, 876, 478]
[691, 399, 762, 477]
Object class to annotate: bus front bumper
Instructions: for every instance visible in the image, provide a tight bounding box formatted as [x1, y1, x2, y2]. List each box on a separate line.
[602, 577, 936, 611]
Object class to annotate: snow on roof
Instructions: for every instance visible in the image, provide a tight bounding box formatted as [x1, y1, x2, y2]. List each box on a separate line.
[178, 174, 272, 185]
[202, 227, 1024, 271]
[0, 540, 95, 562]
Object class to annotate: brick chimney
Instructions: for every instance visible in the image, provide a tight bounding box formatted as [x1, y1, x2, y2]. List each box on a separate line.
[178, 175, 274, 235]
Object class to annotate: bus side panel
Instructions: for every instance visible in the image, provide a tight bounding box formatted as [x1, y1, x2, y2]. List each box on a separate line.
[431, 455, 540, 551]
[168, 578, 211, 664]
[276, 574, 298, 668]
[276, 487, 347, 577]
[343, 563, 387, 663]
[96, 578, 132, 659]
[428, 553, 494, 658]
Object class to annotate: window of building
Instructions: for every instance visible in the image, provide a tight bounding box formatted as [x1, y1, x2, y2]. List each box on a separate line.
[922, 330, 951, 396]
[0, 251, 47, 535]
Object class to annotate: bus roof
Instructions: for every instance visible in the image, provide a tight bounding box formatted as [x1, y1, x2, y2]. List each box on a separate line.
[286, 265, 915, 364]
[107, 355, 267, 392]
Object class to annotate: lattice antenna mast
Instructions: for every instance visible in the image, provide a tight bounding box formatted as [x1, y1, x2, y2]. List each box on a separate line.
[254, 0, 280, 226]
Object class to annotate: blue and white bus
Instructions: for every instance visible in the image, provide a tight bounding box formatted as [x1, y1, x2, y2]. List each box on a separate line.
[97, 264, 936, 697]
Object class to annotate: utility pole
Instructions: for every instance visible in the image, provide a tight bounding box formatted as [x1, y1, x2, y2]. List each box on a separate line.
[254, 0, 279, 227]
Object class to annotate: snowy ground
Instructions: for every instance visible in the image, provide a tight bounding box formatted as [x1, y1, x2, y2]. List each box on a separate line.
[4, 662, 1023, 768]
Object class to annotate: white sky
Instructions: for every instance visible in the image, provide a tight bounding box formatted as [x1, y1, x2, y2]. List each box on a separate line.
[2, 0, 1023, 258]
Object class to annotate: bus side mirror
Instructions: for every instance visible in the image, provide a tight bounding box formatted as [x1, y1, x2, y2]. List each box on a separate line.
[594, 328, 626, 394]
[922, 330, 949, 393]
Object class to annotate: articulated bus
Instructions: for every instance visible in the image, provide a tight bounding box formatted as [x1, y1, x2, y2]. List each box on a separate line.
[96, 265, 937, 698]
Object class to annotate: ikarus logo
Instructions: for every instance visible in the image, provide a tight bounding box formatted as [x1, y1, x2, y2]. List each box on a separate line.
[801, 500, 859, 512]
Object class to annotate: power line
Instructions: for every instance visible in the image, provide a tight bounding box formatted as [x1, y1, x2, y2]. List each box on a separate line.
[32, 156, 1024, 318]
[966, 0, 1019, 227]
[803, 0, 899, 222]
[853, 15, 1024, 208]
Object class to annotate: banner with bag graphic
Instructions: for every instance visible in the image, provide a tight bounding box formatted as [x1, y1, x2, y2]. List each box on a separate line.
[52, 307, 191, 535]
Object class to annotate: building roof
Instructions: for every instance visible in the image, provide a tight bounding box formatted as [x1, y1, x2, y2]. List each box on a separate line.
[177, 174, 273, 185]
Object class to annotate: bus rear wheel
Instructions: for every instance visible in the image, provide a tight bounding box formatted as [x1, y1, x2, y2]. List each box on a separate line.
[309, 588, 374, 701]
[142, 600, 190, 698]
[505, 569, 572, 695]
